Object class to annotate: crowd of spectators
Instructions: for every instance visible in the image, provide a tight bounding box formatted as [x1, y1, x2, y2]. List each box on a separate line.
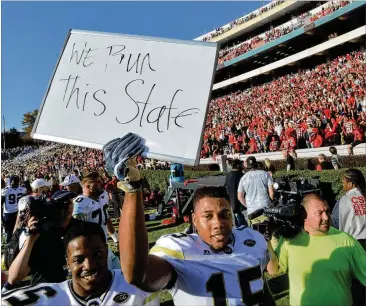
[201, 0, 285, 42]
[217, 1, 351, 65]
[1, 143, 170, 186]
[202, 50, 366, 158]
[1, 146, 40, 161]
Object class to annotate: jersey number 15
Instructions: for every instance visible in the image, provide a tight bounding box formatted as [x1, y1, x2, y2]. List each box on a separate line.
[206, 265, 264, 306]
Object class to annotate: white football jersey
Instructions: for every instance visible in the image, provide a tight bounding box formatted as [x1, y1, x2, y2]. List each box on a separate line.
[1, 269, 159, 306]
[150, 226, 269, 306]
[1, 187, 27, 214]
[73, 195, 108, 238]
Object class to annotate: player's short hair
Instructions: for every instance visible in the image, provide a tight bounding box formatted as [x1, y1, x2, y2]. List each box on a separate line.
[81, 172, 100, 185]
[64, 221, 106, 254]
[192, 186, 229, 211]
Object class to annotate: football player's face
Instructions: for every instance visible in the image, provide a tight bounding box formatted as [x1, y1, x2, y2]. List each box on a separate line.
[67, 235, 109, 297]
[192, 197, 233, 252]
[91, 179, 103, 195]
[304, 199, 330, 235]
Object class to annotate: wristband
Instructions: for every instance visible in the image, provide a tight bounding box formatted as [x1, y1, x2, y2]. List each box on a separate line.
[110, 232, 119, 243]
[117, 180, 142, 193]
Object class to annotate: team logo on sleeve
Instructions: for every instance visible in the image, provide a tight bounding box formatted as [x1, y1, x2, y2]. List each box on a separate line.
[113, 292, 130, 303]
[244, 239, 256, 247]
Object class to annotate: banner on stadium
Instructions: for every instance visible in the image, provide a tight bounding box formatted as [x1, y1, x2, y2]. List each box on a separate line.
[32, 29, 219, 166]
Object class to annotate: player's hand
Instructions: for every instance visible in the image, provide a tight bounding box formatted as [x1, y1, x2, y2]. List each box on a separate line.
[103, 133, 145, 193]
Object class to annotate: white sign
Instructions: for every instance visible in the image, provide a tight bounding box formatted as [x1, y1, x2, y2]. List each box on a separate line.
[32, 30, 218, 166]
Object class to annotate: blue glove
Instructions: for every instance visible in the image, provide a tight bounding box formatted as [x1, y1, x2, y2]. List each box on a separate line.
[102, 133, 145, 181]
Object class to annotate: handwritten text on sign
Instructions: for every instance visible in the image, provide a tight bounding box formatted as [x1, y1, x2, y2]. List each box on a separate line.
[59, 42, 200, 133]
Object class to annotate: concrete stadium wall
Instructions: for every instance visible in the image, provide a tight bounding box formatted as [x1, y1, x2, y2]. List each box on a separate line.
[199, 143, 366, 168]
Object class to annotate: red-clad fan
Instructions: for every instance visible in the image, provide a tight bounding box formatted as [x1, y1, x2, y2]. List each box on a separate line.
[310, 128, 324, 148]
[348, 126, 364, 155]
[280, 136, 289, 151]
[269, 137, 279, 152]
[287, 132, 297, 151]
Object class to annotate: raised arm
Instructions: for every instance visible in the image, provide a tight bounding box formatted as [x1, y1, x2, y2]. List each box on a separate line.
[119, 184, 175, 292]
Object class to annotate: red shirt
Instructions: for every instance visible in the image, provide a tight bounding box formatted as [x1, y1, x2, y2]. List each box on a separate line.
[353, 129, 363, 142]
[287, 136, 297, 150]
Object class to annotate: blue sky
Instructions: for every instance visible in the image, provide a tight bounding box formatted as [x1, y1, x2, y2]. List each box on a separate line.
[2, 1, 263, 131]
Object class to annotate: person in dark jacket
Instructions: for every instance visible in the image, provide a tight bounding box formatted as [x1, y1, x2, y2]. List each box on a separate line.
[225, 159, 247, 226]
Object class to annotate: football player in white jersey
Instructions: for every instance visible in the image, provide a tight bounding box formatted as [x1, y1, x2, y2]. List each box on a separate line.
[1, 221, 158, 306]
[72, 172, 120, 270]
[107, 134, 278, 306]
[1, 176, 27, 243]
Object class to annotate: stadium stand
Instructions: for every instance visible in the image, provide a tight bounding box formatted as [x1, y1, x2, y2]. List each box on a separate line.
[198, 0, 365, 160]
[217, 1, 352, 66]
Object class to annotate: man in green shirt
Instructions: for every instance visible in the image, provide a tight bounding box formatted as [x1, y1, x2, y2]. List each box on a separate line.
[270, 193, 366, 306]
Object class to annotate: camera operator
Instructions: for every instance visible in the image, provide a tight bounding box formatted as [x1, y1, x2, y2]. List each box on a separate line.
[271, 193, 366, 306]
[12, 178, 52, 234]
[332, 168, 366, 248]
[5, 190, 81, 287]
[238, 156, 274, 225]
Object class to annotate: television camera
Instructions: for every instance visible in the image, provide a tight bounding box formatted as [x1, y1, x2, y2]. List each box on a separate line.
[19, 191, 76, 234]
[249, 176, 321, 240]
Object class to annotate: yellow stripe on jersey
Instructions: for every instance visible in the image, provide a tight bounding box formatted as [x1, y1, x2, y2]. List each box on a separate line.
[143, 291, 160, 305]
[150, 246, 184, 259]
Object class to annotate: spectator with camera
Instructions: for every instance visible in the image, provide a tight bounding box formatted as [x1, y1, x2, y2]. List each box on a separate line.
[12, 178, 52, 233]
[271, 193, 366, 306]
[5, 190, 80, 287]
[237, 156, 274, 225]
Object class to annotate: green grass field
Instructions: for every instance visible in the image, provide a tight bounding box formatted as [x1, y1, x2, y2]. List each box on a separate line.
[110, 209, 290, 306]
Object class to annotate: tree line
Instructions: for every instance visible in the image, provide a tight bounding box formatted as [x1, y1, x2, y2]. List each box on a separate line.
[1, 110, 40, 149]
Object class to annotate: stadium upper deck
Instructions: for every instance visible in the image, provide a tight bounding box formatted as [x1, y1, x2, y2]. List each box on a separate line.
[206, 0, 365, 93]
[196, 0, 306, 43]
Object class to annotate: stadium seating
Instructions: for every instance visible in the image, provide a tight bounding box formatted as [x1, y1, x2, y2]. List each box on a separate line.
[202, 50, 366, 159]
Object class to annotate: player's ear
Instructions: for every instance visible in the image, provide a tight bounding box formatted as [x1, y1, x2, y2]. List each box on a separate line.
[192, 212, 197, 228]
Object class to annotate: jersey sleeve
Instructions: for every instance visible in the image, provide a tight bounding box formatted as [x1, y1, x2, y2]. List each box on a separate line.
[149, 234, 188, 295]
[1, 188, 7, 197]
[275, 236, 289, 274]
[72, 197, 91, 221]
